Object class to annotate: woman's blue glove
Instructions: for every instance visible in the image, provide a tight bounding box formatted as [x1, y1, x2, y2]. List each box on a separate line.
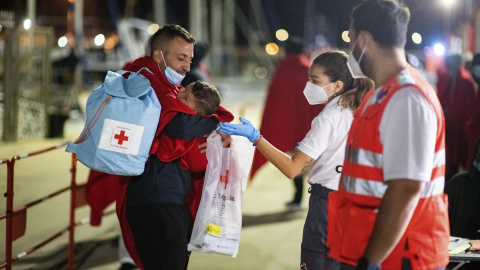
[218, 117, 260, 143]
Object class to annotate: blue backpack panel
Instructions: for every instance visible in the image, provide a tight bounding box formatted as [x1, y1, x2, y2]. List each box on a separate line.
[66, 68, 161, 176]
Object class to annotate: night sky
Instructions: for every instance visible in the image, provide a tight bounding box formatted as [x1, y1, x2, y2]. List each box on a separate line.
[270, 0, 457, 50]
[0, 0, 467, 51]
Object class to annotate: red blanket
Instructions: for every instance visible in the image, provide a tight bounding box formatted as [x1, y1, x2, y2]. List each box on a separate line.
[465, 107, 480, 168]
[85, 56, 233, 269]
[437, 66, 478, 169]
[250, 54, 325, 179]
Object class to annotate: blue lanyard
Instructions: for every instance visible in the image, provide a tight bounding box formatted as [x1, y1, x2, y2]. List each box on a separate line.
[375, 85, 391, 103]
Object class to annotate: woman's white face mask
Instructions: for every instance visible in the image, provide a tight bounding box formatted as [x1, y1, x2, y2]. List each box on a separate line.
[303, 81, 335, 105]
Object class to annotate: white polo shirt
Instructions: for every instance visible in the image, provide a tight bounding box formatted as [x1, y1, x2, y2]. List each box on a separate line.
[297, 96, 353, 190]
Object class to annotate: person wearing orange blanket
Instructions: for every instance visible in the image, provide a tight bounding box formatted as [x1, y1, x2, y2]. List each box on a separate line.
[436, 54, 477, 179]
[327, 1, 449, 269]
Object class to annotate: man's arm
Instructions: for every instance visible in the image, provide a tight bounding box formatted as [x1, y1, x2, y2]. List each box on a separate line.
[163, 112, 218, 140]
[362, 179, 424, 265]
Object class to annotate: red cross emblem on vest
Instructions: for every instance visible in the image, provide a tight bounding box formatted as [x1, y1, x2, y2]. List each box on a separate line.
[114, 130, 129, 145]
[300, 263, 307, 270]
[219, 170, 229, 189]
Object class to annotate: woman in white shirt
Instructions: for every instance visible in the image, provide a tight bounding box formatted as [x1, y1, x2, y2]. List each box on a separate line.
[219, 50, 373, 270]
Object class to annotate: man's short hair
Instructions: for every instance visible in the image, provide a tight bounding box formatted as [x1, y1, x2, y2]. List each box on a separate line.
[351, 0, 410, 48]
[191, 81, 220, 116]
[150, 24, 196, 56]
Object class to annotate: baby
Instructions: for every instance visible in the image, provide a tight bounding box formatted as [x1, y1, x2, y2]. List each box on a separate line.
[177, 80, 220, 116]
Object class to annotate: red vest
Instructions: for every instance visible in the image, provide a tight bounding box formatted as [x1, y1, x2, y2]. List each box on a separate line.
[327, 66, 449, 269]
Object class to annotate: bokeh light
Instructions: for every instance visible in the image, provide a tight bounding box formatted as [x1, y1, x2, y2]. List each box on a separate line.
[442, 0, 455, 6]
[148, 24, 160, 35]
[275, 29, 289, 41]
[433, 43, 445, 56]
[342, 31, 350, 43]
[412, 33, 422, 44]
[23, 19, 31, 30]
[94, 34, 105, 47]
[408, 54, 420, 67]
[58, 36, 68, 47]
[423, 46, 432, 57]
[265, 43, 279, 55]
[255, 67, 268, 79]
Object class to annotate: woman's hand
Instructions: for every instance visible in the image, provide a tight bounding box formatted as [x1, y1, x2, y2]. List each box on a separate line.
[218, 117, 260, 142]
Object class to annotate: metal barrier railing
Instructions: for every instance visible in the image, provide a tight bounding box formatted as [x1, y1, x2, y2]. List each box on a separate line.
[0, 158, 11, 269]
[0, 142, 94, 270]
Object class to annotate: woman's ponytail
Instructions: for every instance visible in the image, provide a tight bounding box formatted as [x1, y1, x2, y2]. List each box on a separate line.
[339, 77, 373, 112]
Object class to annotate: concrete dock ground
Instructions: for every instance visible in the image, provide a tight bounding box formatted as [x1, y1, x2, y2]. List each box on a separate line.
[0, 77, 309, 270]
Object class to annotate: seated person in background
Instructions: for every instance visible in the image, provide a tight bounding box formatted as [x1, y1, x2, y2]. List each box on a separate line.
[445, 137, 480, 239]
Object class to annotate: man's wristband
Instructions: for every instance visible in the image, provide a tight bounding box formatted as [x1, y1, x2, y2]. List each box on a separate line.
[356, 257, 380, 270]
[253, 135, 263, 146]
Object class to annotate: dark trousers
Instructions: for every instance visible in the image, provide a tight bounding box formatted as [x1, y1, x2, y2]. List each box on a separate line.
[291, 175, 304, 203]
[126, 203, 191, 270]
[301, 184, 340, 270]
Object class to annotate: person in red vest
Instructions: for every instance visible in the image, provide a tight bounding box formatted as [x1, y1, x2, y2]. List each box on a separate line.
[219, 50, 372, 270]
[251, 36, 325, 210]
[436, 54, 477, 179]
[326, 1, 449, 269]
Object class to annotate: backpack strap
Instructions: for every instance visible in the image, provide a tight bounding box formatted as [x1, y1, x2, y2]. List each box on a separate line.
[75, 95, 112, 144]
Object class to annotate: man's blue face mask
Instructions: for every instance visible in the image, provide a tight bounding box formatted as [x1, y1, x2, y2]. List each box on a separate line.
[160, 50, 185, 85]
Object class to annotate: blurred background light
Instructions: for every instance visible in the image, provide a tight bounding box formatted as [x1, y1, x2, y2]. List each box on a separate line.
[58, 36, 68, 47]
[265, 43, 279, 55]
[342, 31, 350, 43]
[148, 23, 160, 35]
[23, 19, 31, 30]
[441, 0, 455, 6]
[412, 32, 422, 44]
[408, 54, 420, 67]
[94, 34, 105, 46]
[104, 34, 119, 51]
[433, 43, 445, 56]
[254, 66, 268, 79]
[423, 46, 432, 57]
[275, 29, 289, 41]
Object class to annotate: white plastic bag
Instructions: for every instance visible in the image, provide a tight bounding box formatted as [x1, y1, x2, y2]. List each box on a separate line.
[188, 132, 254, 257]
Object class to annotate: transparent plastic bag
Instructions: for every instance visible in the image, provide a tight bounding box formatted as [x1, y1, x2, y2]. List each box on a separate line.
[188, 132, 254, 257]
